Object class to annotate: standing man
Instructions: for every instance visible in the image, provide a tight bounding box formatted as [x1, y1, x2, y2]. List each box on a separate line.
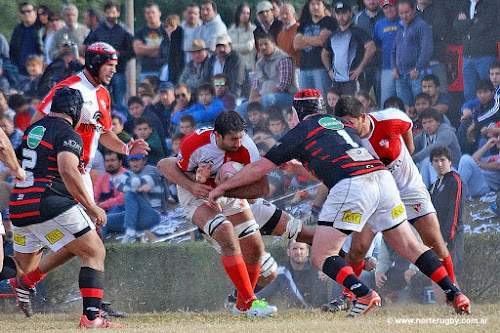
[194, 0, 228, 52]
[10, 2, 44, 77]
[209, 92, 470, 317]
[133, 2, 166, 81]
[321, 2, 376, 96]
[293, 0, 336, 97]
[254, 1, 284, 52]
[80, 8, 104, 56]
[9, 87, 121, 328]
[83, 1, 135, 109]
[277, 4, 301, 70]
[181, 3, 201, 64]
[391, 0, 433, 107]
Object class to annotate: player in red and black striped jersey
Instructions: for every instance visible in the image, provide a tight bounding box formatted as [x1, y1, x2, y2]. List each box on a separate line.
[209, 91, 470, 316]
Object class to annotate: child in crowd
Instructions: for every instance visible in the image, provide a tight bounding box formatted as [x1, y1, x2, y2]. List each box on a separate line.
[266, 109, 288, 140]
[326, 86, 341, 114]
[246, 102, 265, 137]
[133, 117, 166, 166]
[7, 94, 35, 132]
[408, 93, 432, 134]
[170, 132, 185, 157]
[20, 55, 44, 99]
[178, 114, 196, 135]
[355, 90, 378, 112]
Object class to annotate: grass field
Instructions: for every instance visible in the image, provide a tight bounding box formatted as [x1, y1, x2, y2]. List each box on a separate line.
[0, 304, 496, 333]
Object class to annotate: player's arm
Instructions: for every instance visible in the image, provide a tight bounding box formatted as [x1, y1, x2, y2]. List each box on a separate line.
[224, 175, 269, 199]
[401, 129, 415, 155]
[0, 128, 25, 182]
[99, 130, 150, 156]
[58, 151, 106, 226]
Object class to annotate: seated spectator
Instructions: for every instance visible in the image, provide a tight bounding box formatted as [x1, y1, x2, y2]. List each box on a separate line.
[178, 39, 210, 94]
[8, 94, 35, 132]
[325, 86, 341, 115]
[133, 117, 166, 166]
[412, 108, 462, 187]
[408, 92, 432, 134]
[172, 82, 225, 128]
[247, 102, 265, 137]
[0, 89, 15, 121]
[19, 55, 43, 98]
[0, 115, 23, 150]
[266, 108, 288, 140]
[137, 82, 155, 106]
[112, 114, 131, 144]
[383, 96, 406, 111]
[178, 114, 197, 135]
[151, 81, 176, 136]
[458, 136, 500, 197]
[124, 96, 165, 141]
[170, 132, 185, 157]
[256, 241, 329, 308]
[106, 154, 163, 243]
[421, 74, 459, 127]
[429, 146, 465, 280]
[172, 83, 195, 118]
[202, 34, 246, 98]
[94, 151, 127, 218]
[355, 90, 377, 113]
[213, 73, 236, 111]
[143, 75, 160, 94]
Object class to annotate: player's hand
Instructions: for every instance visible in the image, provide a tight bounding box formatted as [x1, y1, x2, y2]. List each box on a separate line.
[11, 167, 26, 183]
[87, 205, 107, 227]
[189, 181, 213, 199]
[375, 272, 387, 288]
[124, 138, 151, 156]
[404, 268, 417, 285]
[279, 159, 303, 173]
[195, 162, 213, 183]
[208, 187, 225, 206]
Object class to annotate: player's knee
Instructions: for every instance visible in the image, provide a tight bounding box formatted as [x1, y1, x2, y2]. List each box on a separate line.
[203, 214, 231, 238]
[234, 219, 259, 240]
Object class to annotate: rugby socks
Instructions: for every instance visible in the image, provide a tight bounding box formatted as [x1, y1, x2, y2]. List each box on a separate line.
[342, 258, 365, 295]
[221, 254, 256, 310]
[236, 262, 261, 310]
[22, 267, 47, 288]
[441, 254, 456, 284]
[0, 256, 17, 280]
[415, 249, 460, 301]
[322, 256, 370, 298]
[79, 267, 104, 320]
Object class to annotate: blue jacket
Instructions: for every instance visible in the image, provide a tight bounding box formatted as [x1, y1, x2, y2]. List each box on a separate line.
[373, 17, 399, 70]
[391, 16, 433, 74]
[172, 98, 225, 127]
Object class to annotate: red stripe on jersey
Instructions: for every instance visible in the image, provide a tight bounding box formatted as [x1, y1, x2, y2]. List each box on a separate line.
[177, 130, 212, 171]
[450, 173, 462, 240]
[307, 126, 323, 138]
[321, 155, 330, 160]
[305, 140, 317, 150]
[336, 265, 355, 285]
[311, 148, 323, 156]
[10, 211, 40, 218]
[40, 140, 53, 149]
[95, 87, 112, 132]
[10, 198, 41, 205]
[349, 166, 386, 175]
[47, 167, 58, 171]
[34, 178, 51, 182]
[344, 123, 356, 129]
[332, 155, 349, 163]
[342, 160, 380, 168]
[12, 188, 45, 193]
[80, 288, 104, 298]
[22, 135, 28, 140]
[48, 156, 56, 161]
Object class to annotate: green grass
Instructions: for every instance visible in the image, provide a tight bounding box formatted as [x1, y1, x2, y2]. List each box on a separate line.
[0, 304, 497, 333]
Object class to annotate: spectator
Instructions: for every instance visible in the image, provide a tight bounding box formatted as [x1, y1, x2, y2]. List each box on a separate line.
[213, 73, 236, 111]
[277, 4, 301, 70]
[391, 0, 433, 107]
[0, 115, 23, 150]
[151, 81, 176, 136]
[413, 108, 462, 187]
[266, 108, 288, 140]
[133, 2, 166, 81]
[137, 82, 155, 99]
[294, 0, 336, 96]
[458, 136, 500, 197]
[94, 151, 127, 218]
[408, 92, 432, 133]
[453, 0, 499, 102]
[0, 33, 12, 91]
[384, 95, 406, 111]
[322, 1, 376, 95]
[181, 3, 201, 64]
[172, 83, 195, 117]
[111, 115, 132, 144]
[202, 35, 246, 98]
[80, 7, 104, 56]
[429, 146, 465, 279]
[247, 102, 265, 137]
[256, 242, 329, 308]
[325, 86, 341, 114]
[178, 39, 210, 94]
[254, 1, 284, 52]
[50, 5, 90, 62]
[270, 0, 283, 19]
[10, 2, 44, 77]
[170, 132, 185, 157]
[178, 114, 197, 135]
[107, 154, 163, 244]
[44, 11, 64, 65]
[194, 0, 228, 52]
[172, 82, 225, 128]
[18, 55, 43, 98]
[0, 89, 15, 121]
[8, 94, 35, 132]
[124, 96, 166, 141]
[421, 74, 457, 127]
[158, 14, 185, 84]
[83, 1, 135, 109]
[36, 5, 50, 38]
[228, 3, 257, 71]
[133, 117, 166, 166]
[355, 90, 378, 112]
[373, 0, 399, 106]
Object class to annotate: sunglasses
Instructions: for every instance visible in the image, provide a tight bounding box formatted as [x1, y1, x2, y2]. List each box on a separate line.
[213, 81, 226, 86]
[175, 93, 187, 98]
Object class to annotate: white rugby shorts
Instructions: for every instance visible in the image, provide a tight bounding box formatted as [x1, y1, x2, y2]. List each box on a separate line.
[399, 176, 436, 221]
[318, 170, 407, 233]
[249, 198, 277, 228]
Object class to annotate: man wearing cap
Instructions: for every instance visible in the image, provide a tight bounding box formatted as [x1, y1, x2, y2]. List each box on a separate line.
[373, 0, 400, 106]
[321, 1, 376, 96]
[293, 0, 337, 97]
[179, 39, 211, 94]
[202, 35, 246, 98]
[193, 0, 228, 52]
[254, 1, 284, 52]
[151, 81, 176, 135]
[391, 0, 433, 107]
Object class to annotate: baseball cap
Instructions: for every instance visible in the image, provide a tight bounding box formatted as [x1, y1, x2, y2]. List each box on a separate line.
[334, 1, 352, 12]
[128, 154, 146, 160]
[381, 0, 397, 6]
[216, 34, 232, 46]
[158, 82, 174, 92]
[256, 1, 273, 14]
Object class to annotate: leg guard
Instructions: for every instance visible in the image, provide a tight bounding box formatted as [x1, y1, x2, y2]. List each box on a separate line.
[203, 214, 230, 237]
[234, 219, 259, 240]
[281, 217, 303, 241]
[259, 252, 278, 278]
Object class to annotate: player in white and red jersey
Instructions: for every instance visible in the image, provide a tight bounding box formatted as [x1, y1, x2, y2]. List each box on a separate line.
[158, 111, 277, 317]
[329, 106, 459, 311]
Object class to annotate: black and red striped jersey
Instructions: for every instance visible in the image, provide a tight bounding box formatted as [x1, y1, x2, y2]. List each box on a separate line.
[9, 117, 85, 227]
[265, 114, 386, 189]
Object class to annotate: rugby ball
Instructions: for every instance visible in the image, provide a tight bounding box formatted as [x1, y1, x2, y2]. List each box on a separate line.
[215, 161, 244, 185]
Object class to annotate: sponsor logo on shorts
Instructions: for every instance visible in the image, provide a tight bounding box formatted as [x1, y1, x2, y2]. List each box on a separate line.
[392, 204, 405, 219]
[13, 234, 26, 246]
[342, 212, 362, 224]
[413, 203, 421, 212]
[27, 126, 46, 149]
[318, 117, 344, 130]
[45, 230, 65, 244]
